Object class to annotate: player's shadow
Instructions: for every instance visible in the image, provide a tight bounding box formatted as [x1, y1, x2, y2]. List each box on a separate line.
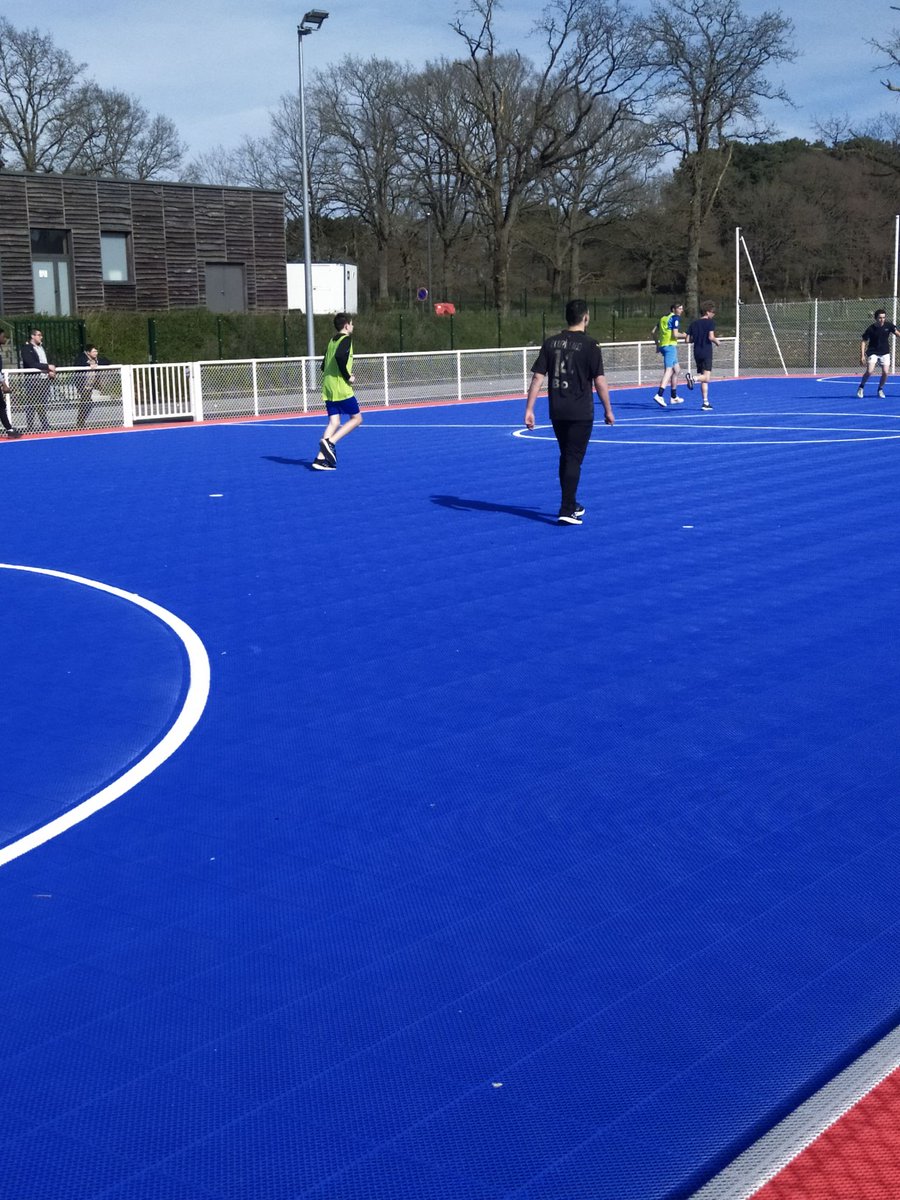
[431, 495, 556, 524]
[263, 455, 318, 470]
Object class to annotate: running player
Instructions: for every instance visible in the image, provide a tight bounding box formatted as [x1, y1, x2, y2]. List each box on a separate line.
[857, 309, 899, 399]
[686, 302, 720, 411]
[312, 313, 362, 470]
[652, 303, 687, 408]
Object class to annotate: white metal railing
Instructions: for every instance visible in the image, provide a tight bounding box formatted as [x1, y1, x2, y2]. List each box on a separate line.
[1, 339, 736, 435]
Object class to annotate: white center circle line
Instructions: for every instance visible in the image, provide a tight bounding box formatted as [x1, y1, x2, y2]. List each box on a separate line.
[0, 564, 211, 867]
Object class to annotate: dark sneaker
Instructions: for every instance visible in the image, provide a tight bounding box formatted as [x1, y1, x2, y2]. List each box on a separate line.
[5, 428, 24, 438]
[558, 512, 583, 525]
[573, 504, 586, 518]
[653, 393, 667, 408]
[311, 458, 336, 470]
[701, 402, 713, 411]
[319, 437, 337, 465]
[685, 372, 694, 390]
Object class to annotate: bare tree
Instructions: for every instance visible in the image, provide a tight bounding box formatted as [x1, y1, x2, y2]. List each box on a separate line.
[407, 0, 652, 312]
[401, 64, 476, 299]
[0, 19, 184, 177]
[878, 5, 900, 89]
[645, 0, 795, 315]
[69, 86, 185, 179]
[525, 100, 660, 297]
[314, 58, 410, 302]
[0, 18, 91, 171]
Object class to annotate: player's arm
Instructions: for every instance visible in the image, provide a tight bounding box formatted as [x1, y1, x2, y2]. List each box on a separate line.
[334, 338, 353, 383]
[594, 374, 614, 425]
[709, 329, 720, 346]
[861, 338, 868, 365]
[524, 371, 545, 429]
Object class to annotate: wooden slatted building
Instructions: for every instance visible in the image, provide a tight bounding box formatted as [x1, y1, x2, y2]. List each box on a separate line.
[0, 172, 287, 315]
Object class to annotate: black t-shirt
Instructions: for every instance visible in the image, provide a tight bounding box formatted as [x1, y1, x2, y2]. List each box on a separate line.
[688, 317, 716, 361]
[531, 330, 604, 421]
[862, 321, 897, 356]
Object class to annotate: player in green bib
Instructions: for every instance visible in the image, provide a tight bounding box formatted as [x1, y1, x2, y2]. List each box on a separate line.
[312, 313, 363, 470]
[652, 302, 686, 408]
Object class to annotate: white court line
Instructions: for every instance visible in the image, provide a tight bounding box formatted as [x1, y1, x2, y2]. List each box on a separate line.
[0, 564, 211, 867]
[515, 410, 900, 446]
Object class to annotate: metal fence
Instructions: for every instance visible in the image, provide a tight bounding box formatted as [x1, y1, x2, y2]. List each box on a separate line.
[738, 297, 899, 374]
[2, 338, 740, 434]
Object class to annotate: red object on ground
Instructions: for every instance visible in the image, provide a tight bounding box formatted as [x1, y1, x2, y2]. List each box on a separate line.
[433, 302, 456, 316]
[753, 1067, 900, 1199]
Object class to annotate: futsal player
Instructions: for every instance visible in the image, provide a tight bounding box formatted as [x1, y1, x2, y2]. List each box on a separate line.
[524, 299, 614, 525]
[857, 309, 899, 399]
[686, 302, 720, 411]
[312, 313, 362, 470]
[652, 302, 687, 407]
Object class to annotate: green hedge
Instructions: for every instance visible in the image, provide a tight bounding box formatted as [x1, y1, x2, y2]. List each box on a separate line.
[9, 304, 732, 365]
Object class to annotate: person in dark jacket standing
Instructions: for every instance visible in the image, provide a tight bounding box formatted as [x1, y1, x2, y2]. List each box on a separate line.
[524, 300, 614, 525]
[20, 328, 55, 432]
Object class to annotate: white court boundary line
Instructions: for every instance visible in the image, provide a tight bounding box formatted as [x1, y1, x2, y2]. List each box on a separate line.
[515, 410, 900, 446]
[691, 1024, 900, 1199]
[0, 564, 211, 867]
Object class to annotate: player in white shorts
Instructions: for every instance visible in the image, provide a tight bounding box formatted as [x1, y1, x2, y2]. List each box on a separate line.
[857, 309, 899, 399]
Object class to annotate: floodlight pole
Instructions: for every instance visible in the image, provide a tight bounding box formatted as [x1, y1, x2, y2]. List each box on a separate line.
[297, 12, 328, 366]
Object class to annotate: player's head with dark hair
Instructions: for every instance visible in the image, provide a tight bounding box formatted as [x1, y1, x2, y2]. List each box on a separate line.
[334, 312, 352, 331]
[875, 309, 887, 320]
[565, 299, 589, 326]
[701, 301, 715, 315]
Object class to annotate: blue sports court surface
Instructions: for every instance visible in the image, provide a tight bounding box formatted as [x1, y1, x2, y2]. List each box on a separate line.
[2, 374, 900, 1199]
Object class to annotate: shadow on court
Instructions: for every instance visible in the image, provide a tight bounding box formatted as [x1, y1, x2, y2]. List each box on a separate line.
[431, 494, 556, 523]
[263, 455, 318, 469]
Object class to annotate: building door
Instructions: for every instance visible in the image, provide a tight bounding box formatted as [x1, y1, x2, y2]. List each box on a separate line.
[205, 264, 246, 313]
[30, 229, 74, 316]
[32, 260, 72, 316]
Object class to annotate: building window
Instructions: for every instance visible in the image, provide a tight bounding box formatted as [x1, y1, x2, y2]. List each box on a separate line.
[31, 228, 69, 256]
[101, 233, 130, 282]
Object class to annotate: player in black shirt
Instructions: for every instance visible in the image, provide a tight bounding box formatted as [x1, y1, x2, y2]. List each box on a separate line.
[524, 300, 614, 525]
[857, 309, 899, 399]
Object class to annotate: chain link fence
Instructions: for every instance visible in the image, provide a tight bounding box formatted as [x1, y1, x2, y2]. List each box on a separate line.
[738, 297, 899, 374]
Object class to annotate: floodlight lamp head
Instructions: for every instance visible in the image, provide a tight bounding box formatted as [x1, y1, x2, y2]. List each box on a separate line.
[301, 9, 328, 30]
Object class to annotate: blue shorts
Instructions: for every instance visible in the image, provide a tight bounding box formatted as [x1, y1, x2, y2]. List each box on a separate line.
[659, 345, 679, 369]
[326, 395, 360, 416]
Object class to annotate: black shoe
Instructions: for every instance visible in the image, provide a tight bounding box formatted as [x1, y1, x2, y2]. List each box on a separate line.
[319, 437, 337, 465]
[558, 512, 583, 525]
[5, 428, 24, 438]
[701, 401, 713, 411]
[573, 504, 586, 518]
[311, 458, 336, 470]
[685, 372, 694, 390]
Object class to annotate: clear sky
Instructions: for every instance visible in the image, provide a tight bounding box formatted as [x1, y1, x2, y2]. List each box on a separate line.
[19, 0, 900, 159]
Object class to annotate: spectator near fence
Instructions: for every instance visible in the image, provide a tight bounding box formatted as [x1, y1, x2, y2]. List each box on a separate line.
[20, 328, 55, 432]
[0, 330, 24, 438]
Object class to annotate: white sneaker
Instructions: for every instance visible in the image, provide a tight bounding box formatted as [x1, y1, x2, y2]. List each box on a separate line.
[857, 387, 864, 399]
[670, 396, 684, 404]
[654, 394, 667, 408]
[878, 389, 886, 399]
